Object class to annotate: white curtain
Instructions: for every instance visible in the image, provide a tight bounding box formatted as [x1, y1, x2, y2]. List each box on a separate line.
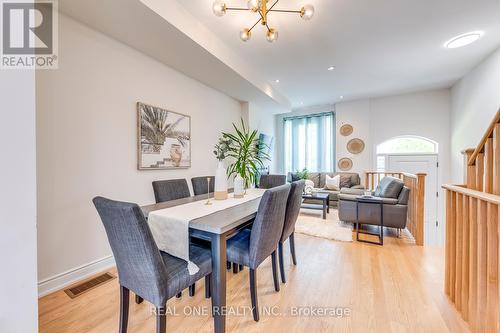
[284, 112, 334, 172]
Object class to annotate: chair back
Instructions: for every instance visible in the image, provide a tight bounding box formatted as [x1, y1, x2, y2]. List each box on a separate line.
[259, 174, 287, 189]
[191, 176, 215, 196]
[249, 184, 290, 268]
[374, 176, 404, 199]
[152, 179, 190, 203]
[92, 197, 167, 306]
[281, 180, 306, 243]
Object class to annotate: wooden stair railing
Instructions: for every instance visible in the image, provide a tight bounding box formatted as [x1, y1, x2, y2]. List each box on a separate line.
[443, 107, 500, 333]
[365, 171, 426, 246]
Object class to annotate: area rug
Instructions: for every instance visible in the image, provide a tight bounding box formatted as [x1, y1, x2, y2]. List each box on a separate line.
[295, 208, 353, 242]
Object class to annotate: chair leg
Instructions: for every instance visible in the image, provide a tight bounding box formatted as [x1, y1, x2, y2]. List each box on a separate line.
[205, 274, 211, 299]
[135, 294, 143, 304]
[156, 306, 167, 333]
[176, 292, 182, 298]
[227, 261, 232, 270]
[119, 286, 130, 333]
[278, 242, 286, 283]
[239, 264, 243, 271]
[289, 232, 297, 265]
[189, 284, 195, 297]
[271, 251, 280, 292]
[249, 269, 259, 322]
[233, 263, 239, 274]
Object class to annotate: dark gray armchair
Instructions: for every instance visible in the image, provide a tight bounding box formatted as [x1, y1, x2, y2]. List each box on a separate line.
[338, 176, 410, 230]
[93, 197, 212, 333]
[226, 184, 291, 322]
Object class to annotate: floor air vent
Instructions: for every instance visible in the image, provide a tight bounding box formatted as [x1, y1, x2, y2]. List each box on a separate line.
[64, 272, 115, 299]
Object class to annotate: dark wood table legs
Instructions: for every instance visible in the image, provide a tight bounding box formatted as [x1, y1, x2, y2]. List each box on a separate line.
[210, 233, 227, 333]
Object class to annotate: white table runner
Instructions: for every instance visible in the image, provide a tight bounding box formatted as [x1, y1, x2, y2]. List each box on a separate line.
[147, 188, 266, 275]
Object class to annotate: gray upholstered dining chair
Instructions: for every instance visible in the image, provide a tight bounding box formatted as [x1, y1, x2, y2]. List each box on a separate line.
[152, 178, 198, 297]
[278, 180, 306, 283]
[92, 197, 212, 333]
[191, 176, 215, 196]
[152, 179, 191, 203]
[226, 184, 291, 322]
[259, 174, 287, 189]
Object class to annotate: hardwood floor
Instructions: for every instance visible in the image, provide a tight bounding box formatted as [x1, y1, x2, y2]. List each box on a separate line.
[38, 210, 471, 333]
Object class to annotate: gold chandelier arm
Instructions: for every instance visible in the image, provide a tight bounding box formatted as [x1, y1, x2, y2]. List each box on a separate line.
[267, 9, 301, 13]
[225, 7, 250, 11]
[267, 0, 280, 11]
[248, 17, 263, 32]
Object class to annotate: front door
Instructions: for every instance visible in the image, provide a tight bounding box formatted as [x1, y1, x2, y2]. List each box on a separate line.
[387, 154, 440, 245]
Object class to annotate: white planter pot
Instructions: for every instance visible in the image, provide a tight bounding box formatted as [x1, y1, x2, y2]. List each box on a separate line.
[233, 174, 245, 198]
[214, 161, 228, 200]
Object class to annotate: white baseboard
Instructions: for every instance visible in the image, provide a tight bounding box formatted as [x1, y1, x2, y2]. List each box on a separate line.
[38, 255, 115, 298]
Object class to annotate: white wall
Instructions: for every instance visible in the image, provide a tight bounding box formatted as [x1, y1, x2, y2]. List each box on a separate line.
[275, 90, 450, 180]
[242, 102, 278, 172]
[451, 47, 500, 183]
[335, 100, 372, 177]
[36, 15, 242, 294]
[0, 70, 38, 329]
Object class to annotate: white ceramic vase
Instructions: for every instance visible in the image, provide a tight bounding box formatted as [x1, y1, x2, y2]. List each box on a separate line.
[214, 161, 228, 200]
[233, 174, 245, 198]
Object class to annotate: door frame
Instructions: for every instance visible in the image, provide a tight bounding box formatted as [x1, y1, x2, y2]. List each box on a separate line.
[376, 152, 442, 245]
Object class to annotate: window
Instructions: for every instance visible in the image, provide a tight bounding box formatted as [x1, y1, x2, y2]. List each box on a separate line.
[376, 136, 438, 154]
[376, 136, 438, 171]
[284, 112, 334, 172]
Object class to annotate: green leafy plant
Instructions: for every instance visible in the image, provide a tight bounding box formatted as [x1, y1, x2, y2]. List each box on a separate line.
[295, 168, 309, 180]
[223, 119, 269, 188]
[141, 104, 189, 147]
[213, 137, 232, 161]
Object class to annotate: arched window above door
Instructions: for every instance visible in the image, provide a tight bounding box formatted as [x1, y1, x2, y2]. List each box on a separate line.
[376, 136, 438, 155]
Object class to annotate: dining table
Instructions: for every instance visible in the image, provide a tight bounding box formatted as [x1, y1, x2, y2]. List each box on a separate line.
[141, 188, 266, 333]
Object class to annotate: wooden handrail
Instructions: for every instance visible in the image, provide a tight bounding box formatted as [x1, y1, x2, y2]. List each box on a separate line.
[442, 184, 500, 205]
[443, 107, 500, 333]
[467, 108, 500, 166]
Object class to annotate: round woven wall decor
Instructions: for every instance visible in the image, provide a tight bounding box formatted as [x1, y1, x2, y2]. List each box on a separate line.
[338, 158, 353, 171]
[347, 138, 365, 154]
[339, 124, 353, 136]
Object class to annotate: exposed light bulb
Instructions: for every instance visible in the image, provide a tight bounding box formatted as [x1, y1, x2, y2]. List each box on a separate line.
[212, 1, 227, 16]
[300, 4, 315, 20]
[247, 0, 259, 12]
[266, 28, 278, 43]
[328, 66, 335, 71]
[240, 28, 251, 42]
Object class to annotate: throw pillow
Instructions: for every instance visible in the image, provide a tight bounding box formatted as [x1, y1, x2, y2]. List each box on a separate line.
[290, 172, 301, 182]
[325, 175, 340, 190]
[339, 175, 352, 189]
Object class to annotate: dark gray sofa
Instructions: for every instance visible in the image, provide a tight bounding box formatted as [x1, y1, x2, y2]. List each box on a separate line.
[338, 176, 410, 229]
[287, 172, 364, 207]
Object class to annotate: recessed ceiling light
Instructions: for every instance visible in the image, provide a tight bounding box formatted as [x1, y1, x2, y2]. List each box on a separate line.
[445, 31, 484, 49]
[340, 96, 344, 99]
[275, 79, 280, 83]
[328, 66, 335, 71]
[300, 101, 304, 105]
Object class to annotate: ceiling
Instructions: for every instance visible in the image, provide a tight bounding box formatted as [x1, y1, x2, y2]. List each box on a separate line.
[177, 0, 500, 108]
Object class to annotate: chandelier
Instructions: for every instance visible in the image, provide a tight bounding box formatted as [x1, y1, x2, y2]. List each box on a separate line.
[212, 0, 315, 42]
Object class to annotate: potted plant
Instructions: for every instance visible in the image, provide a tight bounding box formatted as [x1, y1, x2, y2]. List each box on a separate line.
[213, 137, 232, 200]
[223, 119, 269, 196]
